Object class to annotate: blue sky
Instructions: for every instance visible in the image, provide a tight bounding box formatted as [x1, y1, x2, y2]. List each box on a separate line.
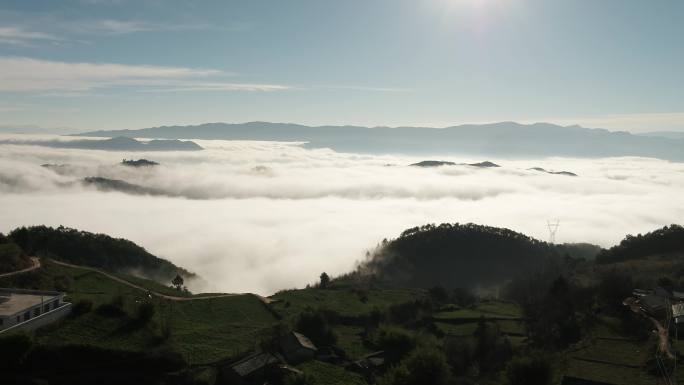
[0, 0, 682, 132]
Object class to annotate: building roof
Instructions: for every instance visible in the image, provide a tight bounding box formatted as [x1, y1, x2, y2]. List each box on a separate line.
[639, 294, 667, 313]
[672, 303, 684, 318]
[0, 293, 58, 317]
[231, 352, 280, 377]
[291, 332, 317, 351]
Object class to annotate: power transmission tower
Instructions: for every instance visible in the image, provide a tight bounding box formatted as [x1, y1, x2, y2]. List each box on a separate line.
[547, 220, 560, 243]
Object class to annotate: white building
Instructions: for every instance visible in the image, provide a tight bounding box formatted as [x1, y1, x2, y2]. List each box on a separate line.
[0, 288, 70, 332]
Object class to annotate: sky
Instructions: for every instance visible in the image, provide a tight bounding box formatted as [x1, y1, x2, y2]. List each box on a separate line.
[1, 138, 683, 294]
[1, 0, 683, 132]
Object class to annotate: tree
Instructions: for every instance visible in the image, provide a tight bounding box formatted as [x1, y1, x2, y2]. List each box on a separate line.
[172, 274, 184, 291]
[378, 347, 451, 385]
[319, 272, 330, 289]
[295, 309, 336, 346]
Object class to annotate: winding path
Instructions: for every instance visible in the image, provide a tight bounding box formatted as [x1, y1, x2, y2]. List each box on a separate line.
[1, 257, 273, 303]
[49, 259, 240, 301]
[0, 257, 41, 278]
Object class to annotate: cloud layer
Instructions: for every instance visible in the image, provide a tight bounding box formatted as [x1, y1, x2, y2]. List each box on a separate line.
[1, 135, 683, 295]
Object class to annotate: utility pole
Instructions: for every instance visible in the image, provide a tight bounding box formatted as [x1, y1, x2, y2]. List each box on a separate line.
[547, 220, 560, 244]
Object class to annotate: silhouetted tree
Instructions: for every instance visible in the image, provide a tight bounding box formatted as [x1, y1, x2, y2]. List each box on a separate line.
[172, 274, 184, 290]
[319, 272, 330, 289]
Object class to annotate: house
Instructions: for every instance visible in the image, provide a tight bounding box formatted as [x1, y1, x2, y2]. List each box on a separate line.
[0, 288, 70, 333]
[638, 294, 668, 317]
[220, 352, 281, 385]
[280, 331, 317, 364]
[346, 351, 386, 378]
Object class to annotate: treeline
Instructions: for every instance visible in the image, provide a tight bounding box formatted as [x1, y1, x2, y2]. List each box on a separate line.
[596, 224, 684, 264]
[0, 233, 32, 274]
[358, 223, 581, 289]
[8, 226, 194, 284]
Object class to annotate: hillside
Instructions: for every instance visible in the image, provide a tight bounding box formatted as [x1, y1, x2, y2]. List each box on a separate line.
[8, 226, 195, 285]
[0, 233, 32, 274]
[76, 121, 684, 161]
[595, 224, 684, 264]
[2, 224, 684, 385]
[355, 223, 578, 289]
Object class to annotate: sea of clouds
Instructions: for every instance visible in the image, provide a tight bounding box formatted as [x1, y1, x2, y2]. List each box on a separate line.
[1, 134, 683, 295]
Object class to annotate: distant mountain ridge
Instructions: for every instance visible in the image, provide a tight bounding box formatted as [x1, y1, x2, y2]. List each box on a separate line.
[76, 121, 684, 161]
[1, 136, 202, 151]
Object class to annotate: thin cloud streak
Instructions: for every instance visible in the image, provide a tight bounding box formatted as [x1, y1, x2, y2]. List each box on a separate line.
[0, 57, 288, 93]
[0, 26, 63, 45]
[62, 19, 227, 35]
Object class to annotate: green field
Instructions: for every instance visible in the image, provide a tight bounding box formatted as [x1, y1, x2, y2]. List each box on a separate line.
[561, 314, 658, 385]
[270, 287, 425, 320]
[0, 260, 279, 365]
[434, 300, 522, 321]
[332, 324, 374, 360]
[297, 360, 367, 385]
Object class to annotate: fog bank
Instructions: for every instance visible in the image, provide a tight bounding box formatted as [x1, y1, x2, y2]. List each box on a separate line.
[1, 136, 682, 295]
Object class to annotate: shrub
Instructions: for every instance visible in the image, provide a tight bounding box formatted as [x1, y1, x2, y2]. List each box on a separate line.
[378, 347, 451, 385]
[136, 302, 155, 324]
[444, 337, 475, 375]
[376, 325, 417, 364]
[295, 309, 336, 347]
[505, 352, 552, 385]
[71, 299, 94, 317]
[53, 274, 74, 292]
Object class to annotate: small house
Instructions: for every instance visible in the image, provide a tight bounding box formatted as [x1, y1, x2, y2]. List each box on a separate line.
[639, 294, 668, 317]
[280, 331, 317, 364]
[346, 351, 386, 378]
[221, 352, 281, 385]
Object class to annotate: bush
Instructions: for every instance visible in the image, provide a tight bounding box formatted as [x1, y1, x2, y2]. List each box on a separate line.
[136, 302, 155, 324]
[71, 299, 94, 317]
[444, 337, 475, 375]
[295, 309, 337, 347]
[376, 325, 417, 364]
[53, 274, 74, 292]
[378, 347, 451, 385]
[506, 352, 552, 385]
[96, 296, 126, 317]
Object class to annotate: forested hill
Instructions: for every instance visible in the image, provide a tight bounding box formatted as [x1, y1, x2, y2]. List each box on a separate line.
[357, 223, 598, 289]
[0, 233, 33, 274]
[8, 226, 194, 283]
[595, 224, 684, 264]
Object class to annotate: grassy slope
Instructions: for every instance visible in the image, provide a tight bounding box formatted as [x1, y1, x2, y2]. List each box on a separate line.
[271, 287, 425, 321]
[433, 301, 525, 339]
[0, 260, 278, 365]
[297, 360, 366, 385]
[271, 287, 425, 363]
[561, 315, 656, 385]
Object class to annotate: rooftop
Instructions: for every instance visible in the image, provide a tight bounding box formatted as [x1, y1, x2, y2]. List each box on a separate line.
[231, 352, 280, 377]
[0, 293, 58, 317]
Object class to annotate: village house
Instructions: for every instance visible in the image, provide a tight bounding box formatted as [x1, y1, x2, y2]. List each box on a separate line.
[220, 352, 281, 385]
[0, 288, 70, 333]
[279, 331, 317, 364]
